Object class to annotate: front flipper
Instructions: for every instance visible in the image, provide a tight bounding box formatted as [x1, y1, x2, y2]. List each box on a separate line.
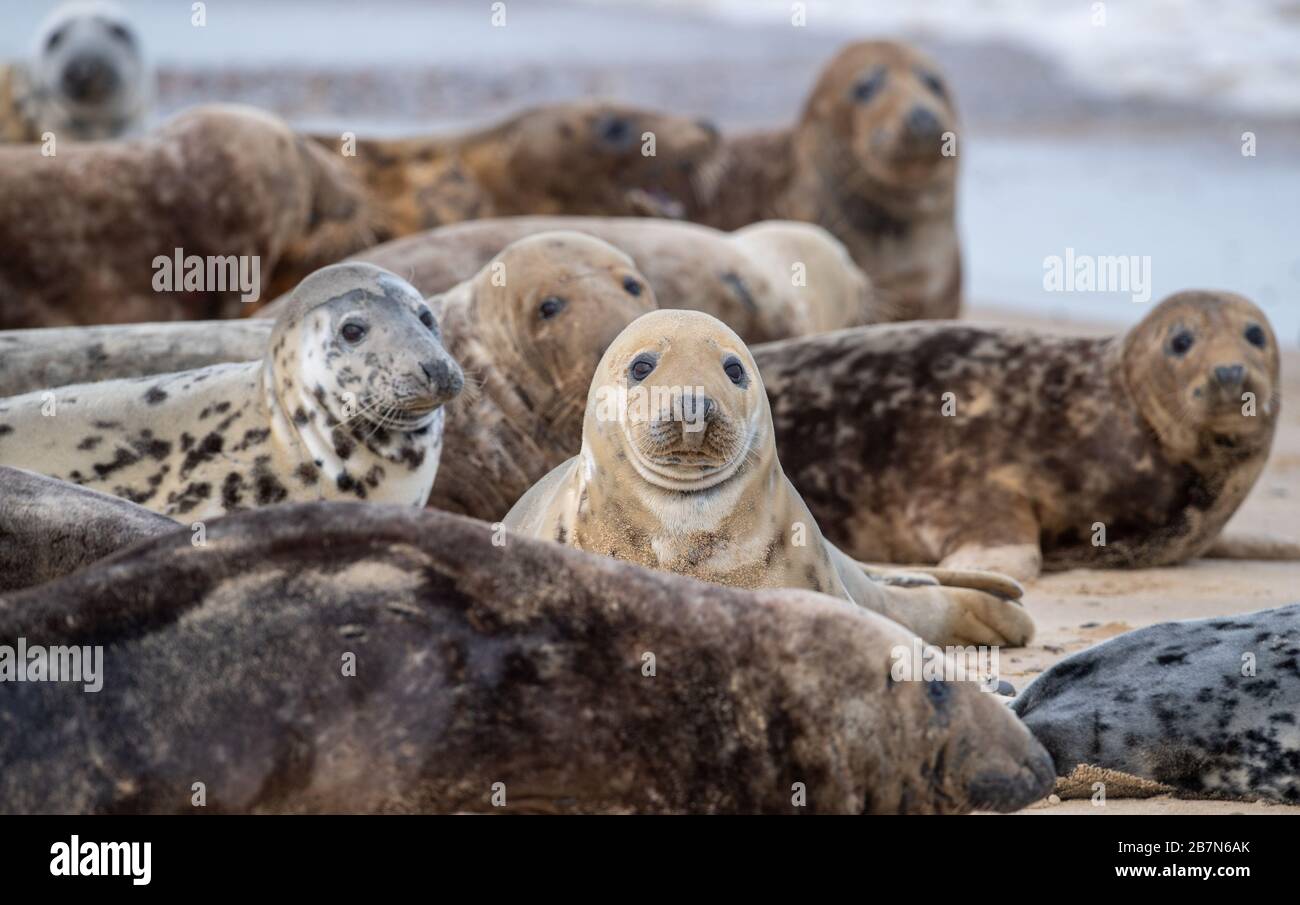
[833, 547, 1035, 647]
[863, 563, 1024, 600]
[939, 542, 1042, 583]
[1202, 531, 1300, 561]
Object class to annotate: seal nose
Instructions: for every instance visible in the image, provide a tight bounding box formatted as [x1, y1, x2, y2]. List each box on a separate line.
[421, 359, 464, 402]
[904, 105, 943, 142]
[1213, 364, 1246, 388]
[61, 54, 119, 102]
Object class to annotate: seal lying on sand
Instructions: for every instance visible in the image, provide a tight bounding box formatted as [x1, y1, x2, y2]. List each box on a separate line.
[0, 0, 152, 143]
[695, 40, 962, 322]
[0, 501, 1054, 814]
[1013, 604, 1300, 803]
[0, 465, 176, 593]
[757, 290, 1292, 580]
[0, 263, 462, 518]
[259, 216, 874, 344]
[0, 104, 375, 328]
[317, 102, 719, 241]
[505, 309, 1033, 647]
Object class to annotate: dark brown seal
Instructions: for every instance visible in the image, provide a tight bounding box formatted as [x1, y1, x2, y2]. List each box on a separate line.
[756, 291, 1284, 579]
[696, 40, 961, 321]
[316, 102, 719, 244]
[0, 501, 1054, 814]
[0, 104, 375, 329]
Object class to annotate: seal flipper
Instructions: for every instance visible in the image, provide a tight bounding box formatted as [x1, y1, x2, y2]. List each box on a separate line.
[1201, 531, 1300, 561]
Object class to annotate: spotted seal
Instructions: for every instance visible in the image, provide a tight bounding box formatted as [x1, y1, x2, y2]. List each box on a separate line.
[695, 40, 961, 321]
[757, 290, 1289, 580]
[0, 1, 152, 143]
[505, 309, 1033, 647]
[0, 501, 1054, 814]
[0, 104, 376, 328]
[1012, 604, 1300, 803]
[0, 263, 462, 518]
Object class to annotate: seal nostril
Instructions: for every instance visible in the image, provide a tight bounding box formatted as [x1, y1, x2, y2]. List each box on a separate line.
[1214, 364, 1245, 386]
[420, 362, 436, 383]
[905, 106, 941, 139]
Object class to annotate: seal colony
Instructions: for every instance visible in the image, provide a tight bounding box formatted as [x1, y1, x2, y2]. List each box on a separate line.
[261, 216, 875, 344]
[505, 310, 1034, 647]
[1013, 604, 1300, 803]
[317, 101, 720, 242]
[0, 263, 463, 518]
[0, 1, 152, 143]
[0, 104, 375, 328]
[757, 290, 1289, 580]
[691, 40, 961, 322]
[0, 502, 1055, 814]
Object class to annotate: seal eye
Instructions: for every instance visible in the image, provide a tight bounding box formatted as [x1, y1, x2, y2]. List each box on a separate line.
[927, 681, 951, 707]
[46, 28, 66, 52]
[622, 276, 643, 297]
[918, 70, 946, 99]
[340, 322, 368, 344]
[1169, 331, 1195, 357]
[539, 296, 567, 320]
[851, 66, 887, 104]
[418, 309, 436, 331]
[107, 23, 134, 46]
[723, 357, 746, 385]
[1244, 324, 1267, 349]
[629, 354, 656, 383]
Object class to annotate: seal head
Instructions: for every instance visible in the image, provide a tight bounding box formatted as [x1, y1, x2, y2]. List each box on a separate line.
[800, 40, 957, 200]
[30, 1, 151, 138]
[1122, 290, 1279, 459]
[271, 261, 464, 435]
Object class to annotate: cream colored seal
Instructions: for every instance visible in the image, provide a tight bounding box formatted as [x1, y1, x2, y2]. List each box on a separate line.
[504, 309, 1033, 647]
[0, 263, 462, 519]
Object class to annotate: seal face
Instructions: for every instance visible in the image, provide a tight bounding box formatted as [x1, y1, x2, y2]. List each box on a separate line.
[1012, 604, 1300, 803]
[0, 1, 152, 142]
[758, 290, 1282, 579]
[505, 309, 1034, 647]
[699, 40, 961, 321]
[428, 231, 658, 518]
[0, 263, 462, 518]
[0, 502, 1054, 814]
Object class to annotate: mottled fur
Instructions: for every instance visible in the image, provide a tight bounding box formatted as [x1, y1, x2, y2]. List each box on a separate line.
[0, 264, 461, 518]
[315, 102, 719, 243]
[506, 309, 1033, 647]
[757, 291, 1282, 579]
[1013, 604, 1300, 803]
[0, 501, 1053, 814]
